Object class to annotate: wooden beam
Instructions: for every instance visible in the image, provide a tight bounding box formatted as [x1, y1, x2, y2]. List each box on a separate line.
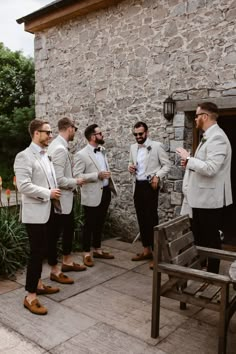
[176, 96, 236, 112]
[24, 0, 122, 33]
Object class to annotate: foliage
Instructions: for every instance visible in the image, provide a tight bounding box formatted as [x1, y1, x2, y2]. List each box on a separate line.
[0, 207, 29, 276]
[0, 43, 35, 187]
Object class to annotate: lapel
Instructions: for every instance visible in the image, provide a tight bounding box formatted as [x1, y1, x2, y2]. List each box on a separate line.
[86, 145, 101, 171]
[144, 140, 152, 172]
[29, 144, 57, 188]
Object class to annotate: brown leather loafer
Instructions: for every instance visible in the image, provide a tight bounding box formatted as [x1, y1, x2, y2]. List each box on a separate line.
[93, 251, 115, 259]
[24, 297, 47, 315]
[83, 255, 94, 267]
[36, 284, 60, 295]
[131, 253, 153, 261]
[50, 272, 74, 284]
[61, 262, 87, 272]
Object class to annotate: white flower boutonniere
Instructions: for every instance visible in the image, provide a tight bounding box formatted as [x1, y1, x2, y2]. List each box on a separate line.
[100, 146, 106, 155]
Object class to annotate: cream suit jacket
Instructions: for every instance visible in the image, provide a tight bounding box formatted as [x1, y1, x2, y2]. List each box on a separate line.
[183, 124, 232, 209]
[14, 143, 56, 224]
[47, 135, 77, 214]
[128, 139, 171, 193]
[73, 145, 117, 207]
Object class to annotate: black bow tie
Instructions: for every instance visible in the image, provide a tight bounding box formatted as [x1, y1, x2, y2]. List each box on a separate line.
[94, 147, 101, 153]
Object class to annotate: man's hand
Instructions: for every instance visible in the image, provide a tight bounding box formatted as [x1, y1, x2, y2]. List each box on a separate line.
[50, 188, 61, 200]
[98, 171, 111, 180]
[128, 164, 136, 174]
[176, 147, 190, 166]
[150, 176, 159, 190]
[77, 178, 86, 186]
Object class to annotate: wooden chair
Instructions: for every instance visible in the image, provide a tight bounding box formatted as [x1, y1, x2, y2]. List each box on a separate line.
[151, 215, 236, 354]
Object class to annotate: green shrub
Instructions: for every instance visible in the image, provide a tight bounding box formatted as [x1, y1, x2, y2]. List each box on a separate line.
[0, 207, 29, 276]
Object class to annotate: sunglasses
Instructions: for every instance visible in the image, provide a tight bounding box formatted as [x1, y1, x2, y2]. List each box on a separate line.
[195, 112, 208, 119]
[133, 132, 145, 137]
[38, 130, 52, 136]
[71, 125, 78, 132]
[93, 132, 102, 136]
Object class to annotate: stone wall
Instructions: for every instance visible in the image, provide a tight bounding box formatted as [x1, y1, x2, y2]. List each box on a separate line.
[34, 0, 236, 239]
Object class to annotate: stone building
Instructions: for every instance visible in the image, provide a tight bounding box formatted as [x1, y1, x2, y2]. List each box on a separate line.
[18, 0, 236, 241]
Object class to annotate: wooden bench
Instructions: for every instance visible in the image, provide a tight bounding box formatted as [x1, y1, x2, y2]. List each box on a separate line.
[151, 215, 236, 354]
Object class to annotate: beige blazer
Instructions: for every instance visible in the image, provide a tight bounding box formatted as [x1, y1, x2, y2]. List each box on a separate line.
[14, 143, 56, 224]
[73, 145, 117, 207]
[128, 139, 171, 193]
[184, 124, 232, 209]
[47, 135, 77, 214]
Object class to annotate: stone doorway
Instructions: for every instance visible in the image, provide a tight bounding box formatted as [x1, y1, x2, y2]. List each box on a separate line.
[218, 111, 236, 247]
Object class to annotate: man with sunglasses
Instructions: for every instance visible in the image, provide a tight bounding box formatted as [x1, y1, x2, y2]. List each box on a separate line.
[73, 124, 117, 267]
[47, 117, 87, 284]
[14, 119, 62, 315]
[128, 121, 171, 269]
[176, 102, 232, 274]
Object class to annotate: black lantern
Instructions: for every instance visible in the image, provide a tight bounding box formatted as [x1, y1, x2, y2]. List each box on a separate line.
[163, 96, 175, 120]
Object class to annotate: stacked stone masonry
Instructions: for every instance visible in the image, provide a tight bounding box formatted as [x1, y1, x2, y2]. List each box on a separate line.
[34, 0, 236, 239]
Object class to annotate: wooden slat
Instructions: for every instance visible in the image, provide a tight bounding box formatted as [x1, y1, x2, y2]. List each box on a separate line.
[164, 218, 191, 242]
[168, 231, 194, 258]
[183, 280, 206, 295]
[172, 245, 198, 267]
[199, 284, 221, 300]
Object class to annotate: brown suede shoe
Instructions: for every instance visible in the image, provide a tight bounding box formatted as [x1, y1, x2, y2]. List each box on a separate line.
[36, 284, 60, 295]
[24, 297, 47, 315]
[131, 253, 153, 261]
[93, 251, 115, 259]
[61, 262, 87, 272]
[83, 255, 94, 267]
[50, 272, 74, 284]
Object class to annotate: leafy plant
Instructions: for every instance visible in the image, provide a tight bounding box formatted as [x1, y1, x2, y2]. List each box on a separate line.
[0, 207, 29, 276]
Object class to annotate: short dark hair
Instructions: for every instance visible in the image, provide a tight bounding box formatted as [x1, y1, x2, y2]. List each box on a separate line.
[84, 124, 98, 141]
[28, 119, 49, 138]
[198, 102, 219, 120]
[58, 117, 74, 131]
[133, 121, 148, 131]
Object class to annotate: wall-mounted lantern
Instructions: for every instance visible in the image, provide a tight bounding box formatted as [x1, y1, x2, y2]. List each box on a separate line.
[163, 96, 175, 120]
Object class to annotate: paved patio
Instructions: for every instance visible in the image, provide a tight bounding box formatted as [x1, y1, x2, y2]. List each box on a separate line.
[0, 238, 236, 354]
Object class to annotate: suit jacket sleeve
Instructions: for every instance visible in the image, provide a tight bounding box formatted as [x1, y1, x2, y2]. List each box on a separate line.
[155, 143, 171, 180]
[50, 146, 77, 189]
[14, 151, 51, 201]
[187, 134, 227, 177]
[73, 151, 99, 182]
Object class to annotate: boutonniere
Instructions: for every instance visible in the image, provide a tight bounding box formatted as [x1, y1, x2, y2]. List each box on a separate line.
[48, 155, 52, 162]
[147, 146, 152, 152]
[200, 136, 207, 146]
[100, 146, 106, 154]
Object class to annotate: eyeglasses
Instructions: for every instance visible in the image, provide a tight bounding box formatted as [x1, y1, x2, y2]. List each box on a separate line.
[38, 130, 52, 136]
[71, 125, 78, 132]
[195, 112, 208, 119]
[133, 132, 145, 137]
[93, 132, 102, 136]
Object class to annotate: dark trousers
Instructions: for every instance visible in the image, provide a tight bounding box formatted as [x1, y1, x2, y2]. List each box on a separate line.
[134, 181, 159, 249]
[192, 207, 223, 274]
[47, 209, 74, 266]
[25, 205, 57, 293]
[82, 186, 111, 252]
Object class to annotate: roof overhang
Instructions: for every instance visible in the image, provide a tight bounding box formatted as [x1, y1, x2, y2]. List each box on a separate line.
[17, 0, 123, 33]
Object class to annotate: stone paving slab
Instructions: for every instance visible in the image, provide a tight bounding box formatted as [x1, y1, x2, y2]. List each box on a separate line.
[103, 269, 153, 303]
[50, 322, 167, 354]
[0, 277, 22, 295]
[0, 325, 45, 354]
[0, 288, 97, 351]
[45, 261, 127, 302]
[102, 238, 142, 254]
[157, 318, 220, 354]
[62, 284, 190, 345]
